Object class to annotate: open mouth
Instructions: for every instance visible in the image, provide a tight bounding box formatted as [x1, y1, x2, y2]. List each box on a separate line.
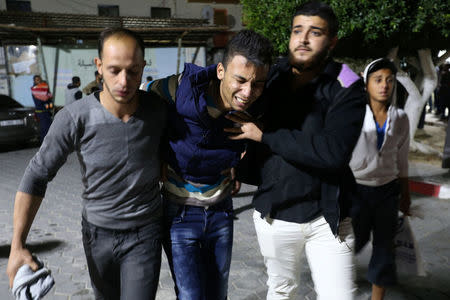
[235, 96, 249, 106]
[236, 97, 248, 103]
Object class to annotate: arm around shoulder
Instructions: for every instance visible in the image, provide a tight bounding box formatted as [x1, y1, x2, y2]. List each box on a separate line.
[261, 82, 366, 172]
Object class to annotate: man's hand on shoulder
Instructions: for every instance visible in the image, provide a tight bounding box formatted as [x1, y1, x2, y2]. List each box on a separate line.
[224, 112, 263, 142]
[7, 247, 38, 288]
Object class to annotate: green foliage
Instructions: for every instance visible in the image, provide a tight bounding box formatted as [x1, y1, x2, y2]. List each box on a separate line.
[241, 0, 301, 54]
[241, 0, 450, 58]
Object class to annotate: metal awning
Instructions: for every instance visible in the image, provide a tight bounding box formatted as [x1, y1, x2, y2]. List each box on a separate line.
[0, 11, 229, 46]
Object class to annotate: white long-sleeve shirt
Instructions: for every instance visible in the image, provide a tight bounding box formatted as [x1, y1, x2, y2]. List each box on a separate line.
[349, 104, 410, 186]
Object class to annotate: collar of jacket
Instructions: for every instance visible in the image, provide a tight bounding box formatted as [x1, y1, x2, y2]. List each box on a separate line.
[183, 63, 218, 91]
[269, 56, 341, 86]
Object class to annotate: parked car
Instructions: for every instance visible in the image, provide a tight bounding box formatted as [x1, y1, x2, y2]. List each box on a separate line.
[0, 94, 39, 145]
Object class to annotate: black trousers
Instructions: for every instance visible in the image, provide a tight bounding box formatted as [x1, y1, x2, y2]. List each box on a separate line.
[82, 218, 162, 300]
[352, 180, 399, 286]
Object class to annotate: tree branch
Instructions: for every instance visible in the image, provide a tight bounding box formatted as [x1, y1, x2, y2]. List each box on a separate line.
[436, 50, 450, 66]
[401, 49, 438, 149]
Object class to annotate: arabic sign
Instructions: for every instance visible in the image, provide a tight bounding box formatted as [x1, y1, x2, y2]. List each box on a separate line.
[55, 48, 98, 90]
[77, 58, 96, 68]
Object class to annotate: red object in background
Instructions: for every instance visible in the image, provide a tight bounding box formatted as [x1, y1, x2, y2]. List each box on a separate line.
[409, 180, 441, 197]
[31, 82, 52, 101]
[213, 32, 230, 48]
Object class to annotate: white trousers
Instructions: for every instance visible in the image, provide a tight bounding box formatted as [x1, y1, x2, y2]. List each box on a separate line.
[253, 211, 356, 300]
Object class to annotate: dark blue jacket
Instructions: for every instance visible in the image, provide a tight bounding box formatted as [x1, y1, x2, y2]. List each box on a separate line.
[166, 63, 245, 184]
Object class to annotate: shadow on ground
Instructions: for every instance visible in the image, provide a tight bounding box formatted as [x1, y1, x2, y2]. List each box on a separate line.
[0, 142, 39, 153]
[0, 240, 65, 258]
[234, 203, 253, 216]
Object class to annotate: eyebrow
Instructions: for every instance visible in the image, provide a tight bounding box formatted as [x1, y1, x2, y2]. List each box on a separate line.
[233, 74, 266, 83]
[107, 64, 140, 69]
[372, 75, 394, 80]
[373, 73, 394, 77]
[293, 25, 325, 32]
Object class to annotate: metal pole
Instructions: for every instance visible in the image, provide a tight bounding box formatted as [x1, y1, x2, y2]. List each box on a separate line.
[176, 31, 189, 74]
[191, 46, 200, 64]
[176, 37, 182, 74]
[2, 45, 12, 96]
[52, 47, 59, 104]
[37, 37, 49, 82]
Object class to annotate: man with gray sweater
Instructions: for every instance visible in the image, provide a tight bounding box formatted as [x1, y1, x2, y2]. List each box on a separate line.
[7, 28, 167, 299]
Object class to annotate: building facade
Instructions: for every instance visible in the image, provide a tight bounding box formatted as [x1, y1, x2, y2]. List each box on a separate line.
[0, 0, 242, 106]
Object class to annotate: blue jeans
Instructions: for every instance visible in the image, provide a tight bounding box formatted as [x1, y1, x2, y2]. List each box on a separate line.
[82, 218, 162, 300]
[164, 197, 234, 300]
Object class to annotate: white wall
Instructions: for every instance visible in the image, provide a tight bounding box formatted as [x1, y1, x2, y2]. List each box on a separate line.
[1, 0, 243, 31]
[0, 0, 232, 104]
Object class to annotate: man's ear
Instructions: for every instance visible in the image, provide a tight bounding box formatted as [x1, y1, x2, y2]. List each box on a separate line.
[217, 62, 225, 80]
[94, 57, 102, 76]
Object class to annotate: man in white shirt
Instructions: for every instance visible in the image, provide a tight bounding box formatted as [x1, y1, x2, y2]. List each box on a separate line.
[64, 76, 82, 106]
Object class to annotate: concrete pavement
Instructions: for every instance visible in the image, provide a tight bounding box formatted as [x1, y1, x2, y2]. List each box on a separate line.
[0, 146, 449, 299]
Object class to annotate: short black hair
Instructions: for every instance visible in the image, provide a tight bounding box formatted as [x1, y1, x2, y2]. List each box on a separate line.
[72, 76, 80, 84]
[146, 76, 153, 81]
[98, 27, 145, 59]
[33, 75, 41, 81]
[222, 29, 273, 69]
[293, 1, 339, 38]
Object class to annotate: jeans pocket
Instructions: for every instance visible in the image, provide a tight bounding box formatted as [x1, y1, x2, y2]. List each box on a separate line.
[171, 215, 183, 224]
[82, 225, 95, 246]
[164, 200, 185, 224]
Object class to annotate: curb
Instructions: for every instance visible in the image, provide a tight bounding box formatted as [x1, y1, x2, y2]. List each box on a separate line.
[409, 179, 450, 199]
[424, 120, 447, 127]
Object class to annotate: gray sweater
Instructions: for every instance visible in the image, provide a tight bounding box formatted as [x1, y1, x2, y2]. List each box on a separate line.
[19, 91, 167, 229]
